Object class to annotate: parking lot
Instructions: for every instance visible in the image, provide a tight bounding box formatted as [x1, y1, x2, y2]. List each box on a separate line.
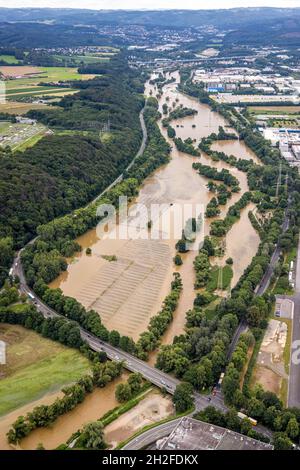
[274, 296, 294, 319]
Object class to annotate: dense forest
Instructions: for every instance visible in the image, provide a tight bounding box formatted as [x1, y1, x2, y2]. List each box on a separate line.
[0, 53, 145, 286]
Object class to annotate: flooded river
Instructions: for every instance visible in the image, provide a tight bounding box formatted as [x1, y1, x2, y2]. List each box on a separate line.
[50, 71, 260, 344]
[0, 374, 128, 450]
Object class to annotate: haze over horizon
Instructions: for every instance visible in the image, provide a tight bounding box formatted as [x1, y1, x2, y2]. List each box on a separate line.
[0, 1, 299, 11]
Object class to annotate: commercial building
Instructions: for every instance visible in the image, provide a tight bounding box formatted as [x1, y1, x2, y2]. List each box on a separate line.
[157, 417, 273, 451]
[262, 128, 300, 167]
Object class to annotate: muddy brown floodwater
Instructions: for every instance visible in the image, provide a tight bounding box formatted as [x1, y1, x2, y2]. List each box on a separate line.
[0, 373, 128, 450]
[50, 70, 260, 347]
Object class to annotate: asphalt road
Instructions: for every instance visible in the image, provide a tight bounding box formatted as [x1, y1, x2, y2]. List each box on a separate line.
[122, 419, 182, 450]
[13, 251, 227, 417]
[226, 207, 290, 360]
[10, 100, 278, 450]
[288, 237, 300, 408]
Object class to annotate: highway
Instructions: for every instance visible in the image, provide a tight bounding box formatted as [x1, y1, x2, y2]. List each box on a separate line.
[10, 94, 227, 417]
[9, 93, 280, 450]
[122, 419, 183, 450]
[288, 236, 300, 408]
[12, 253, 227, 417]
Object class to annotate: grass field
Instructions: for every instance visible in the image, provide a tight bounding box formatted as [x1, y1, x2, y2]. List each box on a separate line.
[0, 102, 52, 115]
[207, 265, 233, 291]
[0, 66, 95, 107]
[249, 106, 300, 114]
[53, 55, 110, 65]
[0, 55, 20, 64]
[0, 324, 91, 416]
[5, 88, 77, 100]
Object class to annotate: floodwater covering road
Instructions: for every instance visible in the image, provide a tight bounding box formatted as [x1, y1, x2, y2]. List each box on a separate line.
[50, 71, 260, 345]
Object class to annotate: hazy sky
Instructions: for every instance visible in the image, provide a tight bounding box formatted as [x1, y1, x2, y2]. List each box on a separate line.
[0, 1, 299, 10]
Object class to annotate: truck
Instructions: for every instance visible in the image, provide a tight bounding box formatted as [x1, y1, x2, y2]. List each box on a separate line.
[237, 411, 257, 426]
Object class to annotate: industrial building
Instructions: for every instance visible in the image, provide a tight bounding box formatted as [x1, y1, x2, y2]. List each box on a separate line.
[157, 417, 274, 451]
[262, 128, 300, 167]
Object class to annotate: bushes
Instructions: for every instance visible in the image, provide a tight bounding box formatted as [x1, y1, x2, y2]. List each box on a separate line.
[194, 251, 211, 289]
[135, 273, 182, 359]
[193, 162, 240, 191]
[115, 372, 144, 403]
[210, 192, 252, 237]
[7, 360, 123, 444]
[173, 382, 194, 413]
[174, 137, 200, 156]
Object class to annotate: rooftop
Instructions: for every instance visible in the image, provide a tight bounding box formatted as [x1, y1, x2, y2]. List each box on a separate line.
[157, 417, 273, 451]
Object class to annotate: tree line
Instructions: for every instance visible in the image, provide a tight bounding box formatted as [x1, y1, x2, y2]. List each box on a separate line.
[0, 53, 145, 286]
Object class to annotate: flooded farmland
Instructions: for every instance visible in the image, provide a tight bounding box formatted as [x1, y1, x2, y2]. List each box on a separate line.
[0, 373, 128, 450]
[50, 71, 260, 344]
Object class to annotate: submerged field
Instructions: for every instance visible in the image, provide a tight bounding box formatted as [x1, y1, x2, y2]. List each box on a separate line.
[0, 324, 91, 416]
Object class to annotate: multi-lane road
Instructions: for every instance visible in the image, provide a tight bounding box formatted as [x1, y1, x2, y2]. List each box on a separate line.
[12, 252, 227, 417]
[288, 237, 300, 408]
[9, 98, 284, 449]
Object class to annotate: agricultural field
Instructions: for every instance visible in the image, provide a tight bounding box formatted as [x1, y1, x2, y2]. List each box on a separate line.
[53, 54, 111, 65]
[0, 66, 96, 102]
[0, 55, 20, 65]
[249, 105, 300, 115]
[0, 324, 91, 416]
[266, 118, 300, 128]
[0, 121, 47, 151]
[0, 101, 51, 115]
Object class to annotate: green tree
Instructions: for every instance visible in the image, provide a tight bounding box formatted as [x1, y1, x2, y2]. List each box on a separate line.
[273, 433, 293, 450]
[286, 417, 299, 440]
[79, 421, 106, 450]
[127, 373, 143, 394]
[173, 382, 194, 413]
[115, 383, 132, 403]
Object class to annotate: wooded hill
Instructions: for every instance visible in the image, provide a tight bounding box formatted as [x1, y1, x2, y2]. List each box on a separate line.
[0, 53, 145, 285]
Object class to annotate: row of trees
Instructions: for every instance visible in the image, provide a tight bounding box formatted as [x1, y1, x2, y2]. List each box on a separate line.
[115, 372, 144, 403]
[135, 273, 182, 359]
[174, 137, 200, 156]
[192, 162, 240, 191]
[7, 360, 123, 444]
[177, 70, 300, 448]
[210, 191, 252, 237]
[0, 54, 146, 287]
[18, 97, 177, 360]
[21, 98, 170, 289]
[161, 105, 198, 128]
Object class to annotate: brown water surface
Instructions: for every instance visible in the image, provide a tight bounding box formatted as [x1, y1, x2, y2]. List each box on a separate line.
[50, 71, 260, 345]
